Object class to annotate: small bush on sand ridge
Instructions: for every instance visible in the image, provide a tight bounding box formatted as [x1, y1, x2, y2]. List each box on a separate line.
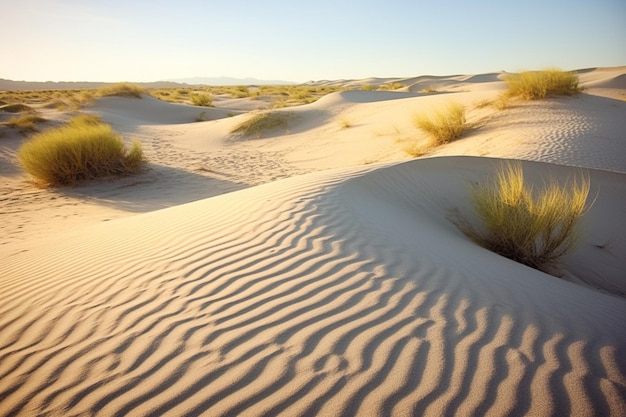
[190, 93, 213, 107]
[503, 68, 581, 100]
[18, 115, 145, 186]
[230, 112, 290, 138]
[98, 83, 146, 98]
[414, 101, 466, 145]
[3, 114, 47, 132]
[0, 103, 34, 113]
[452, 161, 591, 274]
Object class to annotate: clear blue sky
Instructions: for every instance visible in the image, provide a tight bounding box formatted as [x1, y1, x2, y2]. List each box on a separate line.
[2, 0, 625, 83]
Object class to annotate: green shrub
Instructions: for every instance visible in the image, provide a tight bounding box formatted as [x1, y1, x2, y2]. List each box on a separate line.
[190, 93, 213, 107]
[454, 162, 591, 273]
[18, 115, 145, 186]
[230, 112, 290, 138]
[98, 82, 146, 98]
[503, 68, 581, 100]
[414, 101, 466, 145]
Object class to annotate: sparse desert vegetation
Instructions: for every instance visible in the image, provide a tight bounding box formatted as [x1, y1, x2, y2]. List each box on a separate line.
[0, 103, 34, 113]
[2, 113, 47, 132]
[338, 118, 352, 129]
[98, 82, 147, 98]
[190, 92, 213, 107]
[453, 161, 591, 274]
[18, 115, 145, 186]
[230, 112, 291, 138]
[503, 68, 581, 100]
[414, 101, 467, 145]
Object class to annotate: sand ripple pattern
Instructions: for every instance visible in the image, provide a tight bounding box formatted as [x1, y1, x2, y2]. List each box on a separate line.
[512, 96, 626, 172]
[1, 161, 625, 416]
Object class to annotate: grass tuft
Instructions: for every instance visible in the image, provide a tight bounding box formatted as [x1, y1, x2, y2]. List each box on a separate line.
[18, 115, 145, 186]
[414, 101, 466, 145]
[453, 161, 591, 274]
[0, 103, 34, 113]
[3, 114, 47, 132]
[503, 68, 581, 100]
[230, 112, 290, 138]
[190, 93, 213, 107]
[98, 83, 146, 98]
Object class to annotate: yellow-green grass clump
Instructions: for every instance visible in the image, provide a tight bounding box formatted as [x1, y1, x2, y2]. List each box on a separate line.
[190, 92, 213, 107]
[3, 114, 47, 132]
[18, 115, 145, 186]
[455, 162, 591, 274]
[504, 68, 581, 100]
[98, 82, 146, 98]
[230, 112, 290, 138]
[414, 101, 466, 145]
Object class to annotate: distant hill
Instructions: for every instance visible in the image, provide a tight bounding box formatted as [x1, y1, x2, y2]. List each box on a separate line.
[165, 76, 296, 86]
[0, 79, 184, 91]
[0, 76, 296, 91]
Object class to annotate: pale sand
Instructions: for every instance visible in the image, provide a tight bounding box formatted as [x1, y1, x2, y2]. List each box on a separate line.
[1, 67, 625, 416]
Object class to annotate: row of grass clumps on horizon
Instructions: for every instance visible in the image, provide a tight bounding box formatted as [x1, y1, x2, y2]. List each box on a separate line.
[451, 161, 591, 275]
[18, 115, 145, 186]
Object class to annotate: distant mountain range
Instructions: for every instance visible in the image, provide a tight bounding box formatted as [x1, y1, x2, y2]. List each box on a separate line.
[0, 76, 296, 91]
[165, 76, 296, 86]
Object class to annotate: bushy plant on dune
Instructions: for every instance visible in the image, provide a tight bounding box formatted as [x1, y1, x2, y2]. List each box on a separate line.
[503, 68, 581, 100]
[414, 101, 466, 145]
[18, 115, 145, 186]
[0, 103, 34, 113]
[98, 82, 146, 98]
[453, 161, 592, 274]
[190, 92, 213, 107]
[230, 112, 291, 138]
[3, 113, 47, 132]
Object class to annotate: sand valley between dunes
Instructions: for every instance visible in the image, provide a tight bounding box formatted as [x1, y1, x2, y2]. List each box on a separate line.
[1, 67, 625, 416]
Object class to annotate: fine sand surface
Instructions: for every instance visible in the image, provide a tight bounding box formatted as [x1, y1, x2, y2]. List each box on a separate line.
[1, 67, 625, 416]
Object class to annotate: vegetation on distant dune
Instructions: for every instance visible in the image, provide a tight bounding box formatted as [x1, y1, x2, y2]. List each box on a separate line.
[452, 161, 591, 274]
[3, 113, 47, 132]
[190, 92, 213, 107]
[98, 82, 146, 98]
[230, 112, 291, 138]
[18, 115, 145, 186]
[414, 101, 467, 145]
[503, 68, 581, 100]
[0, 103, 34, 113]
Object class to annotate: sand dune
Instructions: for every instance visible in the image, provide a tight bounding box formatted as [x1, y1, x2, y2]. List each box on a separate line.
[1, 67, 625, 416]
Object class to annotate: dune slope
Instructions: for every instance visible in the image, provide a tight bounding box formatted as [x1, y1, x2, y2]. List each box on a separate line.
[1, 157, 625, 416]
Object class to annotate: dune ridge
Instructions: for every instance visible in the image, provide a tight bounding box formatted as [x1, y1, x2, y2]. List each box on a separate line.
[1, 67, 625, 416]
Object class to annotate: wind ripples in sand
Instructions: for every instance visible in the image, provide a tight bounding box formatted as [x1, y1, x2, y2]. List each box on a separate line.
[1, 162, 625, 416]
